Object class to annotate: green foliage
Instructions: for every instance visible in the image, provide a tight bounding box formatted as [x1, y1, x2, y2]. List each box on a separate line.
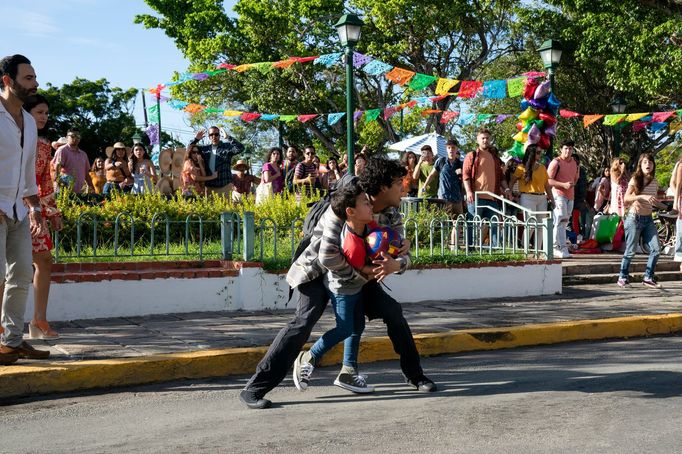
[40, 78, 139, 160]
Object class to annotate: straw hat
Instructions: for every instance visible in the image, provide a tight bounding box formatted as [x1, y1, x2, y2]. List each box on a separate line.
[232, 159, 249, 171]
[156, 176, 174, 194]
[158, 148, 173, 173]
[105, 142, 131, 159]
[51, 137, 67, 150]
[171, 148, 186, 176]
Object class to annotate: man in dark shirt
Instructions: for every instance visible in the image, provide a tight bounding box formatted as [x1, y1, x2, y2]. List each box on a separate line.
[424, 139, 464, 248]
[189, 126, 244, 196]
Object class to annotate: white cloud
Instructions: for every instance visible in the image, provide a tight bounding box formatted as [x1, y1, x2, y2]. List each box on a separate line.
[5, 7, 60, 37]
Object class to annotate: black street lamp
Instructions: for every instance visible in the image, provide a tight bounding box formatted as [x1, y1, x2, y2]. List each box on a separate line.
[334, 13, 364, 175]
[132, 132, 142, 145]
[610, 95, 627, 155]
[538, 39, 563, 156]
[538, 39, 563, 93]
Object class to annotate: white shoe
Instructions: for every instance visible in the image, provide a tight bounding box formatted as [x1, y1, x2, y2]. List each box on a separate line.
[552, 248, 564, 259]
[561, 248, 572, 258]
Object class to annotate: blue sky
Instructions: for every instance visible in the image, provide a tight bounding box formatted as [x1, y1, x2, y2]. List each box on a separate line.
[6, 0, 237, 144]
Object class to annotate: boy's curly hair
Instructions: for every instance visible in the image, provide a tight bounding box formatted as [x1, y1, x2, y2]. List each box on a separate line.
[358, 157, 406, 196]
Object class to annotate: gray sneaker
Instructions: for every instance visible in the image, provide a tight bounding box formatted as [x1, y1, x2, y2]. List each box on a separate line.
[293, 351, 314, 391]
[334, 373, 375, 394]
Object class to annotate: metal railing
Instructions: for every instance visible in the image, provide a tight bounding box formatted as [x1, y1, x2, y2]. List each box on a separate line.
[54, 194, 553, 264]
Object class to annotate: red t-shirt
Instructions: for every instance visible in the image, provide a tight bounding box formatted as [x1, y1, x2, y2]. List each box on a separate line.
[340, 221, 379, 269]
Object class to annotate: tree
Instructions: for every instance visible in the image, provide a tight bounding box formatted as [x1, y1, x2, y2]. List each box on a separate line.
[40, 78, 139, 161]
[135, 0, 528, 154]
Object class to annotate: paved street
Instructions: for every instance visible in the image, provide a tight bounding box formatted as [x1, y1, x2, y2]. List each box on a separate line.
[4, 335, 682, 453]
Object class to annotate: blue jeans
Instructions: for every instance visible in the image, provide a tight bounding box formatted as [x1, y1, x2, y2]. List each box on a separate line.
[309, 290, 365, 368]
[466, 199, 500, 247]
[674, 218, 682, 262]
[619, 213, 660, 280]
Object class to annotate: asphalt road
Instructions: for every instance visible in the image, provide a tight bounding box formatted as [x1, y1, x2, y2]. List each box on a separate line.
[3, 335, 682, 454]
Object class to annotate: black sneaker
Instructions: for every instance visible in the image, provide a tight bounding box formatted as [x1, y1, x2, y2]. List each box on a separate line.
[334, 373, 375, 394]
[293, 351, 314, 391]
[239, 389, 272, 409]
[407, 375, 438, 392]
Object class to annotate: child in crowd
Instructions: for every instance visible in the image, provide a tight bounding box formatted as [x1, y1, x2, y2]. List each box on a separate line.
[618, 153, 665, 289]
[292, 184, 378, 394]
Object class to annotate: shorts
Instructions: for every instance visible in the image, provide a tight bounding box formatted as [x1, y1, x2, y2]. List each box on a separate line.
[443, 201, 464, 218]
[32, 228, 53, 253]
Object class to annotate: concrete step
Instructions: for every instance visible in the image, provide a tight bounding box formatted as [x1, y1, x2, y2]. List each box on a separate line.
[564, 270, 681, 286]
[563, 260, 680, 276]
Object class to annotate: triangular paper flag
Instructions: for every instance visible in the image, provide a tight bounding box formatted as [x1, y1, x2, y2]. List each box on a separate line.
[652, 111, 675, 123]
[440, 111, 460, 124]
[495, 114, 513, 123]
[291, 56, 318, 63]
[240, 113, 261, 122]
[559, 109, 581, 118]
[632, 121, 649, 132]
[435, 78, 459, 95]
[313, 53, 343, 67]
[383, 106, 399, 120]
[506, 78, 526, 97]
[482, 80, 506, 99]
[650, 122, 668, 132]
[353, 111, 364, 122]
[364, 109, 382, 122]
[272, 58, 296, 69]
[223, 110, 243, 117]
[421, 109, 442, 116]
[602, 114, 627, 126]
[624, 113, 649, 122]
[458, 81, 483, 98]
[583, 115, 604, 128]
[279, 115, 298, 122]
[352, 52, 372, 68]
[408, 73, 437, 91]
[216, 63, 236, 70]
[362, 60, 393, 76]
[327, 112, 345, 125]
[476, 114, 495, 123]
[259, 114, 280, 121]
[297, 114, 318, 123]
[457, 113, 475, 125]
[184, 104, 206, 114]
[669, 121, 682, 135]
[234, 64, 254, 72]
[385, 68, 416, 86]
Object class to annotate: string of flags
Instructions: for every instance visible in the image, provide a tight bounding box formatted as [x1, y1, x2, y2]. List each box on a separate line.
[148, 51, 546, 101]
[149, 91, 682, 135]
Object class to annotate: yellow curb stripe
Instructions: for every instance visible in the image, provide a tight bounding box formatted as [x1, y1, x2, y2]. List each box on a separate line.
[2, 313, 682, 400]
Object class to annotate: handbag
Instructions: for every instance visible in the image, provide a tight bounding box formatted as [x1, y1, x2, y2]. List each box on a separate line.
[594, 213, 620, 244]
[255, 181, 273, 205]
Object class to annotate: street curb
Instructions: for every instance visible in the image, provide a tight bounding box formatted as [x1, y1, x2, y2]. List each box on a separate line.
[2, 313, 682, 400]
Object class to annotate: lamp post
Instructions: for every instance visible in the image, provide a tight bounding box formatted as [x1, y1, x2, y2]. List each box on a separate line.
[538, 39, 563, 94]
[132, 132, 142, 145]
[610, 95, 627, 156]
[334, 13, 364, 175]
[538, 39, 563, 157]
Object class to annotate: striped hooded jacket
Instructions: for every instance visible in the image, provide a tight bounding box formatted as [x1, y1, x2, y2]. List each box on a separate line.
[286, 205, 410, 290]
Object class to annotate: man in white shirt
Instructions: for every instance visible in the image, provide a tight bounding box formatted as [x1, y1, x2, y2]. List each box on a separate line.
[0, 54, 50, 364]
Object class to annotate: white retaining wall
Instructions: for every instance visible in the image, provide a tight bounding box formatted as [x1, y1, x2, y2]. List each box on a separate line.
[28, 262, 562, 321]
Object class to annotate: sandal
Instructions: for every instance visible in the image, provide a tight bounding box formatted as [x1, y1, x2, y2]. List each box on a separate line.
[29, 320, 59, 340]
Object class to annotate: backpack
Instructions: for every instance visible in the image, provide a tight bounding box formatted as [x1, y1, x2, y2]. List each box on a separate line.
[285, 163, 296, 193]
[290, 173, 359, 264]
[287, 174, 359, 301]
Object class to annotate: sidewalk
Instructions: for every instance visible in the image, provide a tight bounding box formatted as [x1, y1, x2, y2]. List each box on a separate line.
[2, 255, 682, 399]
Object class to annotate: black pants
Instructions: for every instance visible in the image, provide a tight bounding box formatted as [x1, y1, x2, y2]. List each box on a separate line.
[244, 277, 424, 397]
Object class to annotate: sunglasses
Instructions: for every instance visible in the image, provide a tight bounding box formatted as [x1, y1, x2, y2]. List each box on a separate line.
[208, 133, 220, 137]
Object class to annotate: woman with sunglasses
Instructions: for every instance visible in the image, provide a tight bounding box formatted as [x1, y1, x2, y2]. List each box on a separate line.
[293, 146, 321, 200]
[182, 144, 216, 196]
